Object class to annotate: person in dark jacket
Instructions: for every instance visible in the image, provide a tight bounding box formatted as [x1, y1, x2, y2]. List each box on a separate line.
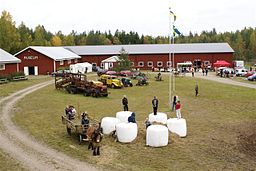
[172, 95, 178, 111]
[122, 95, 129, 111]
[128, 112, 136, 123]
[152, 96, 158, 115]
[81, 112, 90, 128]
[195, 82, 199, 97]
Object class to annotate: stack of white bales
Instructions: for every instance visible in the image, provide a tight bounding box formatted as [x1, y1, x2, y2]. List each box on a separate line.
[101, 117, 120, 134]
[146, 125, 169, 147]
[116, 122, 138, 143]
[116, 111, 132, 123]
[148, 112, 167, 124]
[166, 118, 187, 137]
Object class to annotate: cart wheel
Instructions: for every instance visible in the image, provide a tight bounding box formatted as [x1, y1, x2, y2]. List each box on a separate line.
[79, 134, 83, 144]
[111, 84, 115, 89]
[66, 126, 71, 136]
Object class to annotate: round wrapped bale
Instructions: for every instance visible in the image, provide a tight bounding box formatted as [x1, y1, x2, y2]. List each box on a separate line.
[146, 125, 169, 147]
[116, 111, 132, 123]
[101, 117, 120, 134]
[148, 112, 167, 124]
[116, 122, 138, 143]
[167, 118, 187, 137]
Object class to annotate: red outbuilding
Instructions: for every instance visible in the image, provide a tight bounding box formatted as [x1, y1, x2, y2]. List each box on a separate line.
[65, 43, 234, 70]
[15, 46, 81, 75]
[0, 48, 21, 75]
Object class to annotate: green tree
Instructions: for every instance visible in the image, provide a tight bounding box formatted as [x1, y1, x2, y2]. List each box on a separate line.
[33, 25, 50, 46]
[51, 35, 62, 46]
[17, 22, 33, 50]
[113, 48, 131, 72]
[0, 11, 20, 53]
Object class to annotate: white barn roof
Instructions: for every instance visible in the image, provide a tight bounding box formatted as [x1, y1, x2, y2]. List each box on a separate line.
[15, 46, 81, 61]
[0, 48, 21, 64]
[65, 43, 234, 55]
[102, 56, 120, 63]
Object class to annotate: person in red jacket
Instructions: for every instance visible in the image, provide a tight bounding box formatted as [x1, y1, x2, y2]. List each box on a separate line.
[175, 100, 181, 119]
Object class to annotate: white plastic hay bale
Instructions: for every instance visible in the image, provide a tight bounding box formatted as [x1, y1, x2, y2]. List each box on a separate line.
[116, 111, 132, 123]
[166, 118, 187, 137]
[148, 112, 167, 124]
[101, 117, 120, 134]
[146, 125, 169, 147]
[116, 122, 138, 143]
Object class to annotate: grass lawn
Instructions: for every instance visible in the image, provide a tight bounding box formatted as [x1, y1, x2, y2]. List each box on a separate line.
[0, 75, 53, 98]
[0, 151, 25, 171]
[13, 73, 256, 170]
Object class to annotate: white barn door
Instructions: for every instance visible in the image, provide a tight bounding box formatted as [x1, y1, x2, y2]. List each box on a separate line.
[34, 66, 38, 75]
[24, 67, 29, 76]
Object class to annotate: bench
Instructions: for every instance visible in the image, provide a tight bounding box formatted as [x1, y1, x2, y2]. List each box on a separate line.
[12, 76, 28, 81]
[0, 78, 8, 84]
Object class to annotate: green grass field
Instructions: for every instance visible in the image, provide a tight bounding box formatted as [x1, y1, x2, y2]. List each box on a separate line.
[0, 75, 52, 97]
[13, 73, 256, 170]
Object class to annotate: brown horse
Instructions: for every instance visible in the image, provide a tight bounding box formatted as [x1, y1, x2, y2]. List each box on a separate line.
[86, 124, 103, 156]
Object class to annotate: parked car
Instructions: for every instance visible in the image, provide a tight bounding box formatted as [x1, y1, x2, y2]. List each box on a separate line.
[119, 70, 133, 77]
[235, 68, 248, 76]
[106, 70, 118, 75]
[244, 71, 256, 77]
[120, 78, 133, 87]
[247, 73, 256, 81]
[98, 74, 123, 88]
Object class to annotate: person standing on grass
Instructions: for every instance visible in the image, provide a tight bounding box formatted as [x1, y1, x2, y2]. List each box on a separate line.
[202, 68, 205, 76]
[128, 112, 136, 123]
[172, 95, 178, 111]
[205, 68, 208, 76]
[122, 95, 129, 111]
[195, 82, 199, 97]
[191, 67, 195, 77]
[175, 100, 182, 119]
[152, 96, 158, 115]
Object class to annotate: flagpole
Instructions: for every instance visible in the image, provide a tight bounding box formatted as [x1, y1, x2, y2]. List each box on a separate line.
[169, 7, 176, 109]
[169, 7, 172, 109]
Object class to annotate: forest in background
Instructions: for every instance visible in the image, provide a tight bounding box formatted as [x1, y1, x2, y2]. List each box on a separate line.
[0, 11, 255, 64]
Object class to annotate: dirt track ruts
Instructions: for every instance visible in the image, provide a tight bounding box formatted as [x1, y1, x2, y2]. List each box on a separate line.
[0, 80, 99, 171]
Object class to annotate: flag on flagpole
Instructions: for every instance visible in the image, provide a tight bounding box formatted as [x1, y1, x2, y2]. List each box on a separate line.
[169, 10, 177, 22]
[173, 25, 182, 36]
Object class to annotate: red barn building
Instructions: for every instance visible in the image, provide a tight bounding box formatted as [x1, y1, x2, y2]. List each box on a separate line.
[0, 48, 21, 75]
[15, 46, 81, 75]
[65, 43, 234, 70]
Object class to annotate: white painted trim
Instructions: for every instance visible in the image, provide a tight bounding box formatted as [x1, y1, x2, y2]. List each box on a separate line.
[17, 63, 19, 72]
[53, 61, 56, 72]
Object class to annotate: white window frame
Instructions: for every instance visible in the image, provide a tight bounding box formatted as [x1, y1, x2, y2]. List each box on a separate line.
[147, 61, 153, 67]
[68, 59, 72, 64]
[157, 61, 163, 67]
[92, 63, 97, 67]
[138, 61, 144, 67]
[167, 61, 172, 67]
[101, 63, 104, 67]
[60, 60, 64, 66]
[109, 63, 113, 68]
[130, 62, 134, 67]
[0, 64, 5, 70]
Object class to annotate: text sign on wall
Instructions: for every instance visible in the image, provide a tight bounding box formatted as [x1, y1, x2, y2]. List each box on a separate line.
[24, 56, 38, 60]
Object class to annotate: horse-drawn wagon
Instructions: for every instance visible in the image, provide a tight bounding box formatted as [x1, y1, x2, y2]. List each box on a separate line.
[61, 115, 103, 155]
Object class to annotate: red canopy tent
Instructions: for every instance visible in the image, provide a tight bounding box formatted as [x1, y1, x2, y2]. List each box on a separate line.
[213, 60, 231, 68]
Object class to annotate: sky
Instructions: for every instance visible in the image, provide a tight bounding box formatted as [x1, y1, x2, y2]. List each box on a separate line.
[1, 0, 256, 36]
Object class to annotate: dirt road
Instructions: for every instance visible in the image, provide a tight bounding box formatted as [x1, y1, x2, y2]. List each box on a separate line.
[0, 80, 99, 171]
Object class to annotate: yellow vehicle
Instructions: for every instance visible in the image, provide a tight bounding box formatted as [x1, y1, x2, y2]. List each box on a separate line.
[99, 74, 123, 88]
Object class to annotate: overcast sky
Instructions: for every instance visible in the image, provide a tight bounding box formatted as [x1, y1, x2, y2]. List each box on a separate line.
[1, 0, 256, 36]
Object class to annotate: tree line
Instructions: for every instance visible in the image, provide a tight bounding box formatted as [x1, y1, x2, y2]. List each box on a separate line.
[0, 11, 255, 63]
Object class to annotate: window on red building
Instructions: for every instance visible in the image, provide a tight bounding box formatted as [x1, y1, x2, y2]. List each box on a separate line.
[138, 61, 144, 67]
[0, 64, 5, 70]
[167, 61, 172, 67]
[147, 61, 153, 67]
[157, 61, 163, 67]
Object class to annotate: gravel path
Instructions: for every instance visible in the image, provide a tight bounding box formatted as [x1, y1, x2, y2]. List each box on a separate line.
[192, 72, 256, 89]
[0, 80, 99, 171]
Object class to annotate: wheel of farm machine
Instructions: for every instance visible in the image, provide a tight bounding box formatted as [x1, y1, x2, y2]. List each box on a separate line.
[130, 83, 133, 87]
[79, 134, 83, 144]
[66, 126, 71, 136]
[111, 84, 115, 89]
[70, 87, 77, 94]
